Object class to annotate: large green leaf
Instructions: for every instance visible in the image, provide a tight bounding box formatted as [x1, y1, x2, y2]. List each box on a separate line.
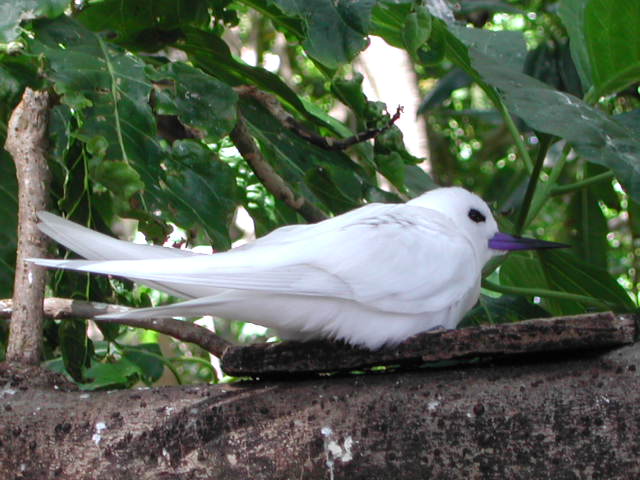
[154, 62, 238, 141]
[499, 253, 580, 316]
[163, 140, 237, 249]
[538, 250, 635, 310]
[77, 0, 209, 51]
[30, 16, 165, 200]
[567, 185, 608, 270]
[267, 0, 375, 69]
[449, 25, 527, 71]
[560, 0, 640, 99]
[461, 294, 550, 327]
[83, 357, 142, 390]
[181, 28, 313, 122]
[0, 0, 66, 42]
[122, 343, 164, 384]
[558, 0, 592, 93]
[584, 0, 640, 98]
[370, 1, 413, 49]
[470, 52, 640, 202]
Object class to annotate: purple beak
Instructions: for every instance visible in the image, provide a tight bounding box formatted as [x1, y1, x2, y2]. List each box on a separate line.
[489, 232, 570, 251]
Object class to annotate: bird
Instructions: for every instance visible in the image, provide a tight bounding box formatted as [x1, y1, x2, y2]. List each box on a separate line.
[29, 187, 565, 349]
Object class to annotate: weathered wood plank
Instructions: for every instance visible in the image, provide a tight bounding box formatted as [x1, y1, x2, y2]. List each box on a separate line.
[222, 312, 636, 376]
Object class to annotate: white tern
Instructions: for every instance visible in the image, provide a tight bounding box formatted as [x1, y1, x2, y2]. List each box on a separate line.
[30, 187, 565, 349]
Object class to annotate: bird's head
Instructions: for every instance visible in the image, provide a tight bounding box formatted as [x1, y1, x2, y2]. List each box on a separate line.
[408, 186, 567, 265]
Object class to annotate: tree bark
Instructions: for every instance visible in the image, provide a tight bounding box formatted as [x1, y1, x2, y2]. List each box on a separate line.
[4, 88, 52, 365]
[2, 340, 640, 479]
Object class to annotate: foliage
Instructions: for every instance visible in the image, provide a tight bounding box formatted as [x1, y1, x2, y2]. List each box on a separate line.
[1, 0, 639, 386]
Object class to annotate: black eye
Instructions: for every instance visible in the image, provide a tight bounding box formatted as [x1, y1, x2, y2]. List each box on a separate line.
[468, 208, 486, 223]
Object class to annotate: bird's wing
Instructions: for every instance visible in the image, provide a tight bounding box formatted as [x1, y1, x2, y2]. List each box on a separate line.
[32, 205, 479, 314]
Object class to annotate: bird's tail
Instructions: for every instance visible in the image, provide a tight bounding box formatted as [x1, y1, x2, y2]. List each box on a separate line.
[30, 212, 201, 298]
[35, 212, 198, 261]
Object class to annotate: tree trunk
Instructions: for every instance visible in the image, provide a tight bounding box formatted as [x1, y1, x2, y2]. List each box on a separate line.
[2, 340, 640, 479]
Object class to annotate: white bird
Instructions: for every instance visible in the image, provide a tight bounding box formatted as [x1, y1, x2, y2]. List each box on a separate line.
[29, 187, 564, 349]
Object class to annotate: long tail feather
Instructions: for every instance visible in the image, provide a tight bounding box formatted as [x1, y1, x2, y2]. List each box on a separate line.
[36, 212, 198, 261]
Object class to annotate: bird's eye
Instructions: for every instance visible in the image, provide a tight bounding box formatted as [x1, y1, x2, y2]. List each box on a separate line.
[468, 208, 486, 223]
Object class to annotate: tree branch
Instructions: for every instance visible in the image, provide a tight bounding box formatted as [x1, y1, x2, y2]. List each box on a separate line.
[4, 88, 52, 365]
[229, 113, 328, 223]
[0, 297, 232, 358]
[235, 85, 403, 151]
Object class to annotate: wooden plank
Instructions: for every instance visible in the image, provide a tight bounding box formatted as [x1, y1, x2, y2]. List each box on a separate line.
[221, 312, 637, 377]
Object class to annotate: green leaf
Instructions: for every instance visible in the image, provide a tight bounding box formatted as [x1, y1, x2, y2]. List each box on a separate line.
[499, 253, 584, 315]
[404, 165, 437, 197]
[164, 140, 237, 249]
[77, 0, 210, 51]
[450, 25, 527, 71]
[461, 294, 550, 327]
[523, 41, 583, 97]
[154, 62, 238, 141]
[470, 52, 640, 202]
[268, 0, 375, 68]
[84, 358, 141, 390]
[305, 163, 362, 213]
[402, 7, 431, 56]
[240, 98, 367, 214]
[93, 161, 145, 200]
[558, 0, 592, 92]
[538, 250, 635, 310]
[370, 1, 413, 49]
[0, 151, 18, 297]
[181, 27, 316, 124]
[0, 0, 67, 42]
[584, 0, 640, 98]
[0, 56, 42, 127]
[375, 153, 405, 192]
[567, 185, 608, 270]
[59, 319, 88, 382]
[122, 343, 164, 383]
[560, 0, 640, 98]
[31, 17, 166, 200]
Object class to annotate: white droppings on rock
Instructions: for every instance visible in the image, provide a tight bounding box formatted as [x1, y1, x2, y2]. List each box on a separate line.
[1, 388, 16, 397]
[92, 421, 106, 446]
[79, 393, 90, 399]
[342, 436, 354, 462]
[227, 453, 237, 466]
[327, 440, 343, 458]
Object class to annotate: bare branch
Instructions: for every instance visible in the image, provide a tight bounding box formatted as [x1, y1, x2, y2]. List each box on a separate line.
[0, 297, 232, 358]
[4, 88, 52, 365]
[235, 85, 403, 150]
[229, 113, 328, 223]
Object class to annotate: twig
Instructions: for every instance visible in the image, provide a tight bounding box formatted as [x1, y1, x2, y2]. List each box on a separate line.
[235, 85, 403, 150]
[230, 114, 328, 223]
[0, 297, 232, 358]
[4, 88, 52, 365]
